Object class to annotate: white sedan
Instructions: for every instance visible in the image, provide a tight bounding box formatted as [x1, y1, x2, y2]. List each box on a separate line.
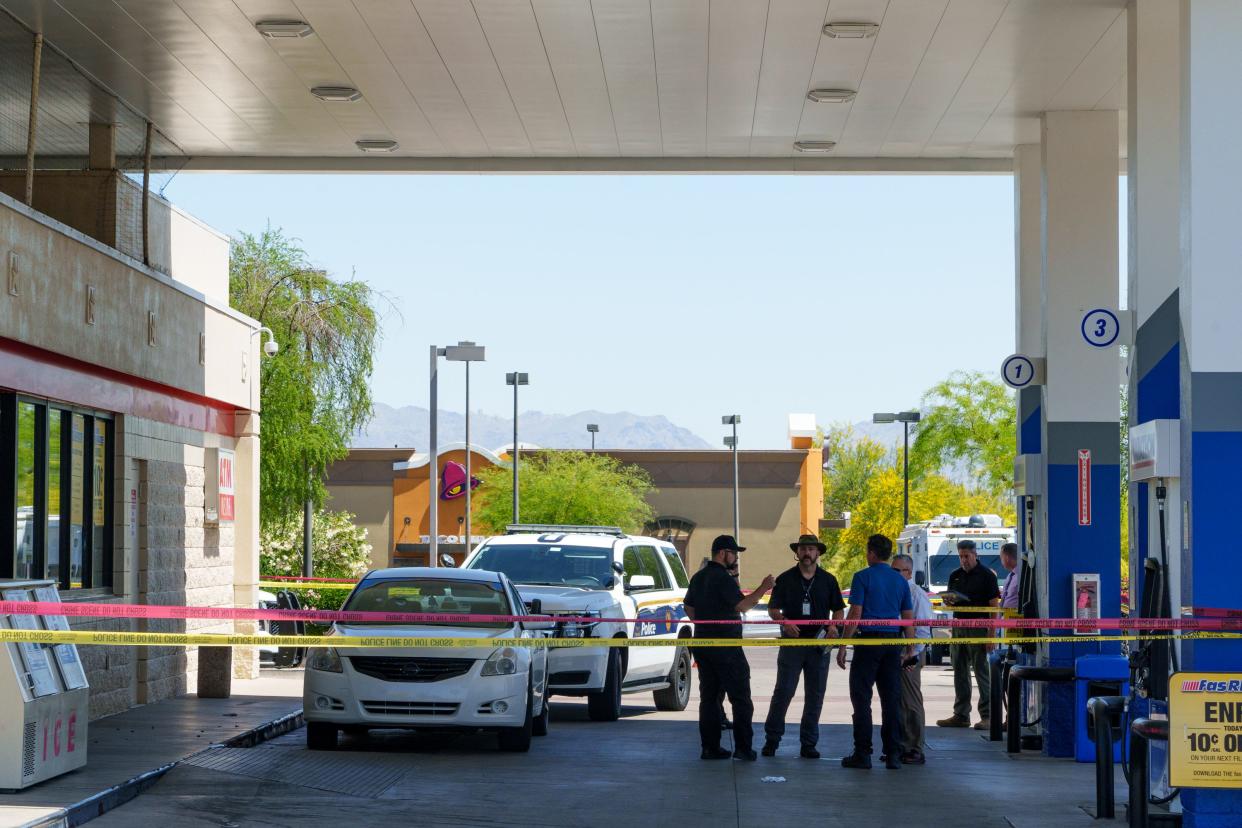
[303, 567, 552, 752]
[742, 601, 775, 639]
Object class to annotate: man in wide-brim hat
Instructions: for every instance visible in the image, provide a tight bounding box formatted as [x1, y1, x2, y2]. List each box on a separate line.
[760, 533, 846, 759]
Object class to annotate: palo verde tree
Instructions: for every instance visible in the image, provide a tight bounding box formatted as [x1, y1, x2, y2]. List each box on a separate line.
[473, 451, 656, 534]
[909, 370, 1016, 500]
[230, 228, 382, 529]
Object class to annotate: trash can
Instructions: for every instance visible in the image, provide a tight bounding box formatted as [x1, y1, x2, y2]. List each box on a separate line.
[1074, 654, 1129, 763]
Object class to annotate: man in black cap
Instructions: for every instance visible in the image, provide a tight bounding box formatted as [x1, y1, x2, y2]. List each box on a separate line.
[762, 533, 845, 758]
[684, 534, 774, 760]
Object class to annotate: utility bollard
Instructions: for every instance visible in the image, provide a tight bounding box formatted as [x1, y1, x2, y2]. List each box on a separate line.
[990, 649, 1017, 743]
[1129, 717, 1169, 828]
[1007, 665, 1074, 753]
[1088, 695, 1126, 819]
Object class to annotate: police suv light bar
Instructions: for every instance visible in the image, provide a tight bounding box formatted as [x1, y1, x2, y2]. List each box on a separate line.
[506, 524, 626, 537]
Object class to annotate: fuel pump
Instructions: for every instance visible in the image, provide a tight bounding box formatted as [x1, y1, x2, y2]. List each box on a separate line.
[1010, 460, 1045, 747]
[1017, 495, 1041, 647]
[1125, 420, 1182, 811]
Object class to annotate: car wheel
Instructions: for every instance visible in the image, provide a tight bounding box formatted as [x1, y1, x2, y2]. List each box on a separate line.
[653, 646, 692, 711]
[306, 722, 338, 751]
[498, 679, 534, 752]
[587, 648, 623, 722]
[532, 694, 550, 737]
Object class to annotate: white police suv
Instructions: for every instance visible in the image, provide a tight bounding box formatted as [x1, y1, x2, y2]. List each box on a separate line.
[462, 525, 693, 721]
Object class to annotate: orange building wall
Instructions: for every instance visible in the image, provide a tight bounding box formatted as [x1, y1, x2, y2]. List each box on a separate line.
[391, 448, 500, 565]
[790, 435, 824, 536]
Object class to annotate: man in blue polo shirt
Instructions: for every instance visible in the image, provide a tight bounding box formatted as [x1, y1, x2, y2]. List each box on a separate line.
[836, 534, 914, 769]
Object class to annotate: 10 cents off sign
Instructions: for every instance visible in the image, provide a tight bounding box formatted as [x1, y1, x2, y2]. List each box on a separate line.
[1170, 673, 1242, 788]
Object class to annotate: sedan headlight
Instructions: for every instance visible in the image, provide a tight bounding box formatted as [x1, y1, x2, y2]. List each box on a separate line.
[308, 647, 343, 673]
[481, 647, 519, 676]
[557, 611, 601, 639]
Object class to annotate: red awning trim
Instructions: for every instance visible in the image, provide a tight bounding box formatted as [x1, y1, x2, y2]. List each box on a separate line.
[0, 337, 243, 436]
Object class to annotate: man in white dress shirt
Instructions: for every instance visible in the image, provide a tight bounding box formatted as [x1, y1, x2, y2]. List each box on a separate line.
[891, 553, 933, 764]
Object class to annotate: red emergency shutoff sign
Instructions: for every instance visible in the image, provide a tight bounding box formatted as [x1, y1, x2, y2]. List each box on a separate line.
[1077, 449, 1091, 526]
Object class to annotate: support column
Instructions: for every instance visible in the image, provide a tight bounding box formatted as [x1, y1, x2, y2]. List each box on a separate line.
[1177, 1, 1242, 821]
[87, 122, 116, 171]
[1039, 110, 1121, 757]
[1014, 142, 1043, 517]
[1127, 0, 1182, 686]
[232, 411, 260, 680]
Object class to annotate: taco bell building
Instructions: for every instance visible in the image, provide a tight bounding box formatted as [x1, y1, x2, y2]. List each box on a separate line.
[325, 416, 825, 590]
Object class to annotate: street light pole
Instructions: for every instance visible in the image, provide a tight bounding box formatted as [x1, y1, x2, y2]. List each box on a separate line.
[873, 410, 921, 528]
[429, 345, 445, 565]
[722, 414, 741, 544]
[445, 342, 485, 557]
[506, 372, 528, 523]
[587, 423, 599, 451]
[903, 419, 911, 530]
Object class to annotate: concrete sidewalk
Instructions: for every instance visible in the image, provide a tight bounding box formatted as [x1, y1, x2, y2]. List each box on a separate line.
[0, 670, 303, 828]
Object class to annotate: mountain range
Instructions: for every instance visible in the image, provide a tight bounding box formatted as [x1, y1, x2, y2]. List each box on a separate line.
[352, 403, 712, 451]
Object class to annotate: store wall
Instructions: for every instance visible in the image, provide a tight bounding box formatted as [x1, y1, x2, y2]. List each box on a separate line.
[0, 186, 260, 720]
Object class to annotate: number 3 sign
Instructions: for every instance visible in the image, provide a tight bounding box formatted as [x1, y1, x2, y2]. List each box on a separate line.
[1001, 354, 1045, 389]
[1081, 308, 1120, 348]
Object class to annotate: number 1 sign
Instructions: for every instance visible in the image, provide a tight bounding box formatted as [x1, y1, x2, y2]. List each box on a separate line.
[1001, 354, 1045, 389]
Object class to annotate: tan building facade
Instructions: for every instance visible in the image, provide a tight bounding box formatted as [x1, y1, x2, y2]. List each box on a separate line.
[326, 424, 824, 591]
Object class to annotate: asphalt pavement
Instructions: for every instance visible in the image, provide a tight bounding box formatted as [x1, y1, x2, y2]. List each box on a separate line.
[85, 651, 1126, 828]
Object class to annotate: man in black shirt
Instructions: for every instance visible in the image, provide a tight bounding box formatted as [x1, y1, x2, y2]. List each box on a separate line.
[762, 533, 845, 758]
[684, 535, 774, 761]
[935, 539, 1000, 730]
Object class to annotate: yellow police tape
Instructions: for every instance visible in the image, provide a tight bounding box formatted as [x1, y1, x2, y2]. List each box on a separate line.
[2, 629, 1241, 649]
[259, 582, 355, 591]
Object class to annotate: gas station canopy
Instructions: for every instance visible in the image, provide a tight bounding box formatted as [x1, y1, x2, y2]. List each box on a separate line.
[0, 0, 1128, 173]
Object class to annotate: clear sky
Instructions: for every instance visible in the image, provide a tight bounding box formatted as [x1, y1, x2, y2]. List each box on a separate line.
[154, 172, 1023, 448]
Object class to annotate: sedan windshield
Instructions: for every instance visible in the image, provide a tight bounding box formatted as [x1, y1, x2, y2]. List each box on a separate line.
[467, 544, 614, 590]
[341, 578, 512, 628]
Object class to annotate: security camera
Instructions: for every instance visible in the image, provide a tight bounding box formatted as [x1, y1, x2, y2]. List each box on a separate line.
[263, 339, 279, 357]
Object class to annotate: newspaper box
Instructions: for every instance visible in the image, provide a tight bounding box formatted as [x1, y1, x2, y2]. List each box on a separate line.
[0, 579, 90, 789]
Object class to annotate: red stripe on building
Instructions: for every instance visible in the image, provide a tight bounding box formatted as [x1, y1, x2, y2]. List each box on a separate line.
[0, 337, 242, 436]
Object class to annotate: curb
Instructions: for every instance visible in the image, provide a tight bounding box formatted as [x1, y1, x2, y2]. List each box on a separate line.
[22, 708, 304, 828]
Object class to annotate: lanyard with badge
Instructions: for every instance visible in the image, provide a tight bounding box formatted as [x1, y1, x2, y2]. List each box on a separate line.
[801, 575, 828, 640]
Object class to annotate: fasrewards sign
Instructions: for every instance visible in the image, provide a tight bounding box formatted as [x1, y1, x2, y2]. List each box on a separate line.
[1170, 672, 1242, 789]
[1181, 678, 1242, 693]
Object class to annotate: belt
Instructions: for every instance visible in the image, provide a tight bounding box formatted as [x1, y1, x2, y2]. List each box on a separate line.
[855, 630, 901, 638]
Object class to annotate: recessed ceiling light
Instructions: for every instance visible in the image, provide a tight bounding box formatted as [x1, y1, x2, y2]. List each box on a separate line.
[822, 22, 880, 39]
[255, 20, 314, 39]
[311, 86, 362, 102]
[806, 89, 857, 104]
[356, 139, 399, 153]
[793, 140, 837, 153]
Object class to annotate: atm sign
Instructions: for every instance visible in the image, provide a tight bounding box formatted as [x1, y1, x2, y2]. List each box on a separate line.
[218, 449, 235, 523]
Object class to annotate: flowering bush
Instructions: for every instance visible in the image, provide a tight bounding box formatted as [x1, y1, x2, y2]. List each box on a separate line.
[260, 509, 371, 610]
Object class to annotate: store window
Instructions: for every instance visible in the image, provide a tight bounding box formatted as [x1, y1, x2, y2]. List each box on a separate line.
[2, 395, 113, 590]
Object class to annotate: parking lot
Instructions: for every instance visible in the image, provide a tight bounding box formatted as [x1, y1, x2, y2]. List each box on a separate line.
[92, 650, 1124, 827]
